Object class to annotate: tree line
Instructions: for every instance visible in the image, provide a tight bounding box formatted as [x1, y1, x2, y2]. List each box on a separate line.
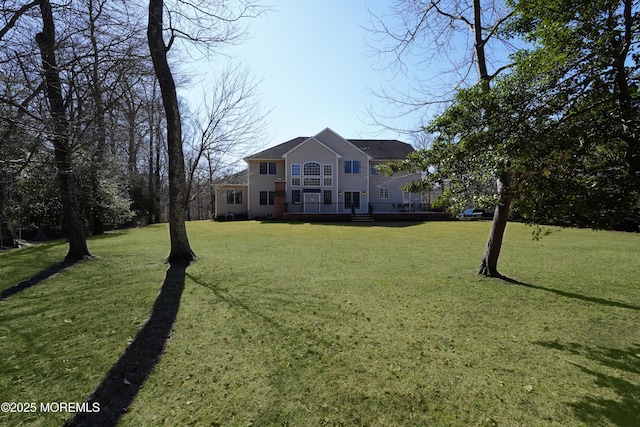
[1, 0, 266, 263]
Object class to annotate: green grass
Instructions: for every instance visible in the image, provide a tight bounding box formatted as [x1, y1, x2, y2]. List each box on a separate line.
[1, 221, 639, 426]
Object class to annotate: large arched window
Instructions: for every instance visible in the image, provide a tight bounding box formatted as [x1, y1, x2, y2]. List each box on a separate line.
[303, 162, 321, 176]
[303, 162, 321, 186]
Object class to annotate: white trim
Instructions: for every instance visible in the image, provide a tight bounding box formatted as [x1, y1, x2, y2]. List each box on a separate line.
[282, 136, 342, 159]
[335, 156, 339, 212]
[313, 127, 373, 160]
[247, 174, 252, 218]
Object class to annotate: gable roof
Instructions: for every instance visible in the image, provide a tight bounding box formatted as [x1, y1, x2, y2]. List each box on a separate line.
[244, 137, 413, 161]
[244, 137, 307, 160]
[349, 139, 414, 160]
[282, 136, 342, 158]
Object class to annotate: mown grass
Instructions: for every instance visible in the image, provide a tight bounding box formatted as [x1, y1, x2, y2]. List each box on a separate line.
[1, 221, 638, 426]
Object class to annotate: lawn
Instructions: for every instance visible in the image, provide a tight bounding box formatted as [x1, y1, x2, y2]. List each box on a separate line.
[0, 221, 638, 426]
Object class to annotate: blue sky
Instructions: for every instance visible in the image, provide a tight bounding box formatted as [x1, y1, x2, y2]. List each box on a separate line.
[235, 0, 404, 144]
[183, 0, 425, 151]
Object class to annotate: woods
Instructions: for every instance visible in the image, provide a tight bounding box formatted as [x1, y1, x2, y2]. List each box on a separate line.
[1, 0, 265, 262]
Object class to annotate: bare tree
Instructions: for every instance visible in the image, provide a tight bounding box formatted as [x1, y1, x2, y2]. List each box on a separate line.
[35, 0, 91, 261]
[147, 0, 195, 266]
[184, 63, 269, 214]
[147, 0, 265, 265]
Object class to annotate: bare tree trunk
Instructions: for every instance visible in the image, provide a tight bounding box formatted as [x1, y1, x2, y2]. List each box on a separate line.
[154, 124, 162, 223]
[147, 85, 157, 224]
[88, 0, 106, 235]
[147, 0, 195, 266]
[36, 0, 91, 262]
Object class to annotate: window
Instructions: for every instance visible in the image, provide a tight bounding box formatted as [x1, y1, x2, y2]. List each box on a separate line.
[292, 190, 301, 205]
[323, 190, 332, 205]
[292, 163, 301, 185]
[302, 162, 321, 186]
[303, 177, 321, 186]
[323, 164, 333, 186]
[303, 162, 321, 176]
[379, 188, 389, 199]
[370, 163, 379, 175]
[344, 160, 361, 174]
[260, 162, 276, 175]
[259, 191, 275, 205]
[226, 189, 242, 204]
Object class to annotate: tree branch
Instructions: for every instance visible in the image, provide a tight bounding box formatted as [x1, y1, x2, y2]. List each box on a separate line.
[0, 1, 39, 42]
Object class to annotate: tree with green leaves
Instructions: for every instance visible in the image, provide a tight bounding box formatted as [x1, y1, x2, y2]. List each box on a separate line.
[370, 0, 515, 277]
[505, 0, 640, 227]
[382, 0, 639, 278]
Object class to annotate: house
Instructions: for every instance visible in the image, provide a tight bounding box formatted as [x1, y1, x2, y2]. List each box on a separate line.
[215, 128, 433, 220]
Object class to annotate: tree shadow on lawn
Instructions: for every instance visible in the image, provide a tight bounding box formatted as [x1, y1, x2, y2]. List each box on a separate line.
[1, 259, 80, 300]
[185, 272, 349, 349]
[65, 265, 186, 427]
[498, 275, 640, 312]
[534, 341, 640, 426]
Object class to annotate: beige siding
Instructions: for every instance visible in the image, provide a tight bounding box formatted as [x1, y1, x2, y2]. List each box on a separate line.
[312, 129, 371, 212]
[368, 164, 422, 212]
[243, 128, 420, 216]
[215, 185, 247, 218]
[285, 138, 339, 212]
[247, 160, 285, 218]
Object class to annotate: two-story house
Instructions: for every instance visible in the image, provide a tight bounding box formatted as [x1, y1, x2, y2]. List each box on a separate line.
[216, 128, 427, 220]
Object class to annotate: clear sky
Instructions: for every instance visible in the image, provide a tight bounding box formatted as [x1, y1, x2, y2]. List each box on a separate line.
[182, 0, 424, 153]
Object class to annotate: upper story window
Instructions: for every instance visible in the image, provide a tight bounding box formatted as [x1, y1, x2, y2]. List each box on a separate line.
[291, 164, 301, 186]
[344, 160, 361, 174]
[302, 162, 321, 187]
[303, 162, 321, 176]
[323, 164, 333, 186]
[370, 163, 379, 175]
[260, 162, 276, 175]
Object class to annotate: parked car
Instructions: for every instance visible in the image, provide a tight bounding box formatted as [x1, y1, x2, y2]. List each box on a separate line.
[457, 208, 486, 219]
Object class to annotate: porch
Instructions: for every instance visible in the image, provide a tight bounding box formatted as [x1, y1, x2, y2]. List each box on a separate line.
[281, 201, 452, 222]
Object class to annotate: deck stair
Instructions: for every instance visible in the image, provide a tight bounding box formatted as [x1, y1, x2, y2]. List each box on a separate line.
[351, 213, 375, 222]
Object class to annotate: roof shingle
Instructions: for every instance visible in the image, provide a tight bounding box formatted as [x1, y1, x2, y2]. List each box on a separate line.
[244, 137, 413, 161]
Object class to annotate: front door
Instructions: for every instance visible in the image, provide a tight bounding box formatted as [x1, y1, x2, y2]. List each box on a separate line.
[304, 193, 320, 213]
[344, 191, 360, 212]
